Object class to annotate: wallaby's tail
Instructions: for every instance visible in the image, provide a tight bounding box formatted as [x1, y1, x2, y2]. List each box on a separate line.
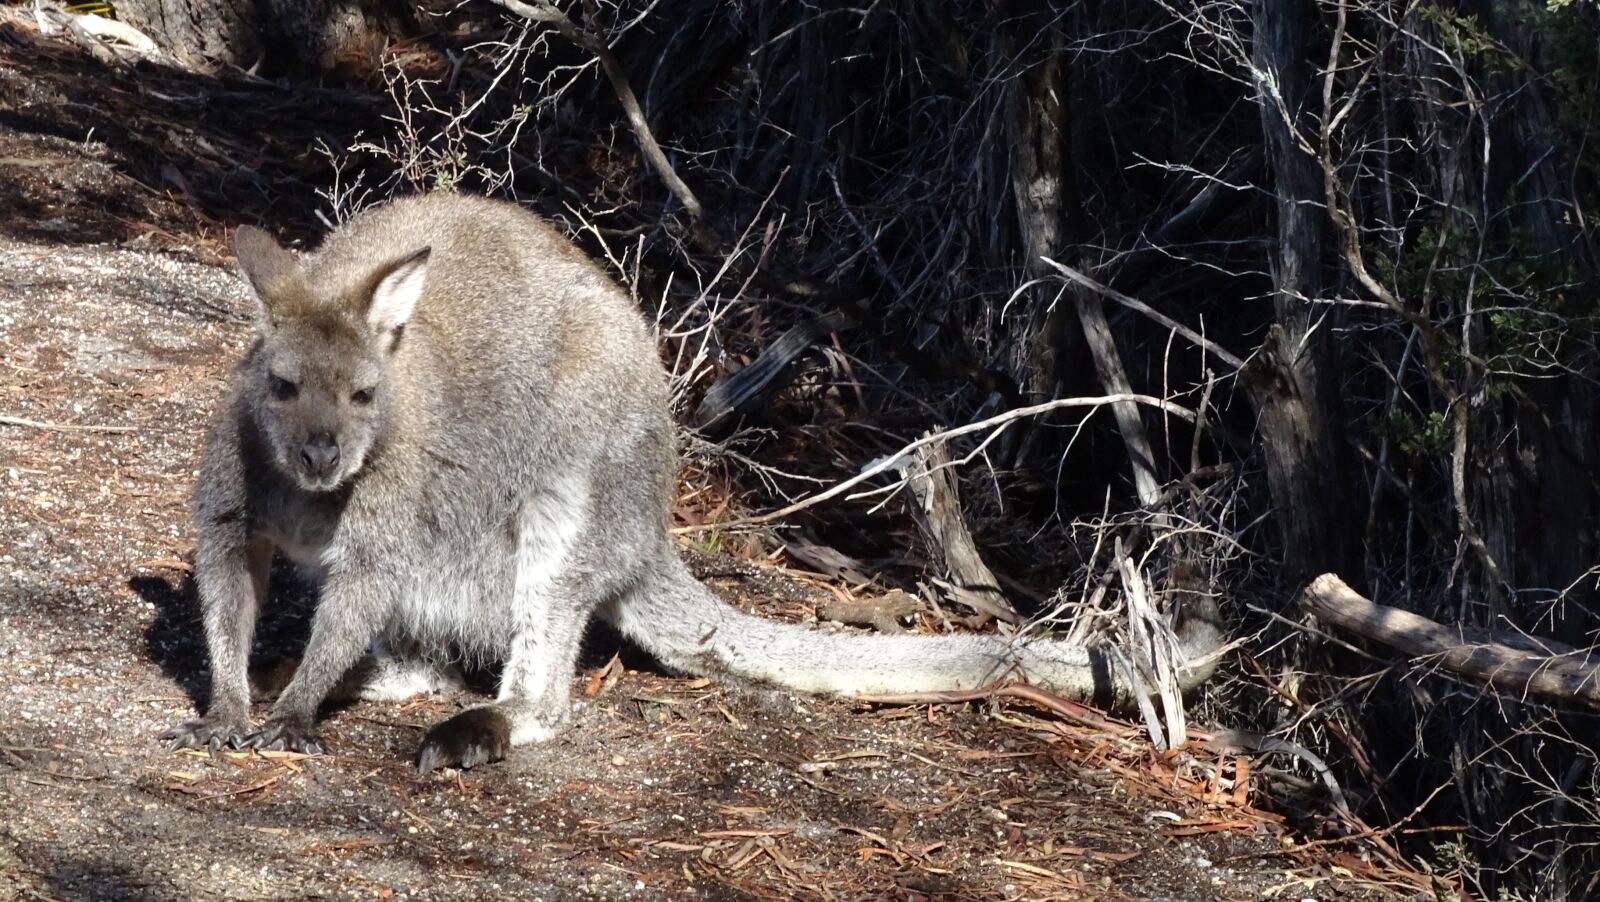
[601, 560, 1224, 710]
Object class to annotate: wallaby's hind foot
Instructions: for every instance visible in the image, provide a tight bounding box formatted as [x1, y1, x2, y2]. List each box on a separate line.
[414, 660, 578, 772]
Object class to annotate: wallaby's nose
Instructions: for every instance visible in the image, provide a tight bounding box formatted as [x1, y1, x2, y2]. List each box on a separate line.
[301, 433, 340, 476]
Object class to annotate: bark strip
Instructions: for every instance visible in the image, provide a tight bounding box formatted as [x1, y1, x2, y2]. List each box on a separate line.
[906, 438, 1020, 625]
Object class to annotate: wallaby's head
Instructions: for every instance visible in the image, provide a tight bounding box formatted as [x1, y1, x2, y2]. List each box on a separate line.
[233, 225, 430, 493]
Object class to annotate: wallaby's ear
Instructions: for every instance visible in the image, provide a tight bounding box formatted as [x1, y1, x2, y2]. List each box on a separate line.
[233, 226, 300, 321]
[366, 247, 431, 339]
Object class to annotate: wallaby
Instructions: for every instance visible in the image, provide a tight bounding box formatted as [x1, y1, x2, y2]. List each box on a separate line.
[161, 194, 1223, 772]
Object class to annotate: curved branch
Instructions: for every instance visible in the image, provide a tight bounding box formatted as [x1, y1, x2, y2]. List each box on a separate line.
[1038, 257, 1246, 371]
[677, 393, 1200, 533]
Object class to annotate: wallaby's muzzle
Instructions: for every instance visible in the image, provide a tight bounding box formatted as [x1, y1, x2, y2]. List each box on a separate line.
[300, 433, 340, 478]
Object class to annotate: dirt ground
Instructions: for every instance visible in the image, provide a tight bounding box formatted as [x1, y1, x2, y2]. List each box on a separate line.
[0, 18, 1434, 902]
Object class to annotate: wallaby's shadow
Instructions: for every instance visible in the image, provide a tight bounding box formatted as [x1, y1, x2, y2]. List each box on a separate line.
[41, 852, 172, 902]
[135, 557, 662, 717]
[133, 561, 319, 714]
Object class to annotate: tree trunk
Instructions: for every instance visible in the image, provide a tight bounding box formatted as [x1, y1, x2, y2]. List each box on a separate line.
[1000, 1, 1071, 402]
[1472, 0, 1600, 646]
[113, 0, 259, 68]
[1002, 1, 1159, 503]
[1246, 1, 1363, 590]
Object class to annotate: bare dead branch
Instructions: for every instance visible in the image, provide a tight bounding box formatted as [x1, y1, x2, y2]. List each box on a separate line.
[1071, 289, 1164, 508]
[1038, 257, 1246, 371]
[0, 414, 135, 434]
[1118, 550, 1186, 749]
[675, 393, 1200, 533]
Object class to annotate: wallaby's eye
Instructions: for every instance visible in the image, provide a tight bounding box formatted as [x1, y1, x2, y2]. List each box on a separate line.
[350, 387, 376, 406]
[269, 375, 298, 401]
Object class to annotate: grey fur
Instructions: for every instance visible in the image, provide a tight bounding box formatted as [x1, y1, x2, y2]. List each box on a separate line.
[161, 194, 1224, 769]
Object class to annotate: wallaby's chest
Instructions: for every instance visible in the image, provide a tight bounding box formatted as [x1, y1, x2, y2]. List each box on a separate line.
[253, 486, 343, 572]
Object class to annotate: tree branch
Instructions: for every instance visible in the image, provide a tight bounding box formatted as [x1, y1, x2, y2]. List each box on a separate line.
[487, 0, 704, 225]
[1039, 257, 1246, 371]
[676, 393, 1199, 533]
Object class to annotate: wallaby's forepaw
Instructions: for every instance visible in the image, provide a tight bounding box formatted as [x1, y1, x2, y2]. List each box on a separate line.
[415, 708, 511, 774]
[160, 716, 250, 753]
[238, 718, 330, 755]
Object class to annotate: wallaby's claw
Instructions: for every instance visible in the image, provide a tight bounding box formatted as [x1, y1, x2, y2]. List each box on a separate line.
[160, 716, 250, 752]
[238, 718, 329, 756]
[415, 708, 511, 774]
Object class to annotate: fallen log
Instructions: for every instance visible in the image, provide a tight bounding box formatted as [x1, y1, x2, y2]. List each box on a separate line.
[1299, 573, 1600, 710]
